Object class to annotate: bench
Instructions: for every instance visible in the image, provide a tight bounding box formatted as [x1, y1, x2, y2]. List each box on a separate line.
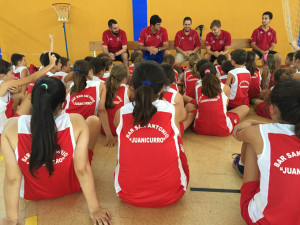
[89, 39, 252, 56]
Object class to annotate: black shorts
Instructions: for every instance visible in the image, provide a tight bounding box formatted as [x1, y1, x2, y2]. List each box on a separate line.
[209, 55, 217, 63]
[254, 50, 277, 59]
[112, 51, 129, 62]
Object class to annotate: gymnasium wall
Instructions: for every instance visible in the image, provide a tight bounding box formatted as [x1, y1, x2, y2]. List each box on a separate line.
[0, 0, 291, 66]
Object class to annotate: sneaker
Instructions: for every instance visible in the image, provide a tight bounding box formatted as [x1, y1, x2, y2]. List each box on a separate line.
[232, 153, 244, 177]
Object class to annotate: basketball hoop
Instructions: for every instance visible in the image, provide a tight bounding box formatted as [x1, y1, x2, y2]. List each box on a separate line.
[52, 3, 71, 23]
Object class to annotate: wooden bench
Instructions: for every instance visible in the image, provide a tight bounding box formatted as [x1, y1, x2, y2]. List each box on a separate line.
[89, 39, 252, 57]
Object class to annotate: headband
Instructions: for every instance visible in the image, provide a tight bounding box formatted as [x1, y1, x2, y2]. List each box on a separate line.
[205, 69, 211, 74]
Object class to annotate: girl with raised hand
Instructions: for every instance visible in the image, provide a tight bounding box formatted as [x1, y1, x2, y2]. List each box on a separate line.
[232, 79, 300, 225]
[0, 52, 56, 135]
[193, 62, 249, 136]
[103, 64, 134, 136]
[114, 61, 189, 207]
[64, 60, 116, 147]
[1, 77, 112, 225]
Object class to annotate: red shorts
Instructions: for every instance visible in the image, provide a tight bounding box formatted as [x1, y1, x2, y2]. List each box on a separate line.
[240, 181, 268, 225]
[227, 112, 240, 127]
[13, 113, 20, 117]
[256, 101, 271, 119]
[88, 149, 94, 163]
[178, 137, 189, 184]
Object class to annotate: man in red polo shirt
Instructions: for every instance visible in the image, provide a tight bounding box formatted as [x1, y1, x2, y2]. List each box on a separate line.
[174, 17, 201, 74]
[137, 15, 169, 64]
[204, 20, 231, 63]
[250, 11, 282, 69]
[102, 19, 128, 66]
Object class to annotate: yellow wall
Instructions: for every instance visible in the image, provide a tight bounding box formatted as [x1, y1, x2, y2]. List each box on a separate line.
[148, 0, 290, 60]
[0, 0, 133, 65]
[0, 0, 291, 66]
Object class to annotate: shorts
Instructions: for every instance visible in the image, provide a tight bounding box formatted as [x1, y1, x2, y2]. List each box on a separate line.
[209, 55, 217, 63]
[174, 51, 193, 64]
[177, 137, 190, 184]
[240, 181, 267, 225]
[143, 50, 164, 64]
[256, 101, 271, 119]
[254, 50, 277, 59]
[113, 51, 129, 62]
[88, 149, 94, 163]
[227, 112, 240, 127]
[13, 113, 20, 117]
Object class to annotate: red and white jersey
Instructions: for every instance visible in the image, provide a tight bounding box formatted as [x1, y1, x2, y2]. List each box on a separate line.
[64, 81, 101, 120]
[265, 70, 274, 89]
[115, 100, 188, 207]
[100, 72, 110, 82]
[162, 86, 178, 104]
[247, 123, 300, 224]
[0, 81, 14, 133]
[16, 113, 81, 200]
[170, 83, 178, 92]
[12, 65, 28, 80]
[184, 70, 199, 99]
[173, 69, 179, 83]
[128, 64, 134, 76]
[219, 74, 228, 84]
[228, 67, 251, 108]
[248, 68, 261, 100]
[27, 71, 54, 94]
[193, 83, 234, 136]
[216, 65, 225, 77]
[103, 84, 130, 136]
[55, 71, 68, 83]
[92, 76, 102, 82]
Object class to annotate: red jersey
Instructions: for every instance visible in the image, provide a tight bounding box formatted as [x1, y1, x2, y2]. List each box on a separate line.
[27, 71, 54, 94]
[55, 71, 68, 83]
[246, 123, 300, 224]
[265, 70, 274, 89]
[173, 69, 179, 83]
[64, 81, 101, 120]
[102, 29, 128, 53]
[128, 64, 134, 76]
[228, 68, 251, 108]
[216, 65, 225, 77]
[174, 29, 201, 51]
[115, 100, 188, 207]
[250, 26, 277, 51]
[102, 84, 130, 136]
[248, 68, 261, 100]
[0, 82, 14, 133]
[205, 30, 231, 52]
[16, 114, 81, 200]
[162, 86, 178, 104]
[138, 26, 168, 48]
[100, 72, 110, 82]
[184, 70, 199, 99]
[193, 83, 235, 136]
[12, 65, 28, 80]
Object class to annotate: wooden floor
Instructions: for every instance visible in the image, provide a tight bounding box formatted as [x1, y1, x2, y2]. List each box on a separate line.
[0, 107, 271, 225]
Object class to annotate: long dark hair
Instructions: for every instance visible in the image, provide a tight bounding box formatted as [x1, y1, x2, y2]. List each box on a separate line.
[30, 77, 66, 177]
[202, 72, 222, 98]
[270, 79, 300, 138]
[70, 60, 92, 95]
[245, 51, 257, 76]
[131, 61, 166, 127]
[105, 64, 128, 109]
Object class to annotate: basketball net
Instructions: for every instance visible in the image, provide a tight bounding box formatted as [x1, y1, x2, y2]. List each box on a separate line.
[52, 3, 71, 23]
[281, 0, 300, 50]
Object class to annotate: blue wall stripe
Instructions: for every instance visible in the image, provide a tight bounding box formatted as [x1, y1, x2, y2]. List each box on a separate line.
[298, 28, 300, 47]
[0, 48, 2, 59]
[132, 0, 147, 41]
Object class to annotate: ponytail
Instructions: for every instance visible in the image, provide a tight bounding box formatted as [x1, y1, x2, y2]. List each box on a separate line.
[133, 85, 157, 126]
[246, 51, 256, 76]
[30, 77, 66, 177]
[188, 53, 201, 78]
[202, 73, 222, 98]
[70, 60, 91, 95]
[105, 64, 128, 109]
[131, 61, 166, 127]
